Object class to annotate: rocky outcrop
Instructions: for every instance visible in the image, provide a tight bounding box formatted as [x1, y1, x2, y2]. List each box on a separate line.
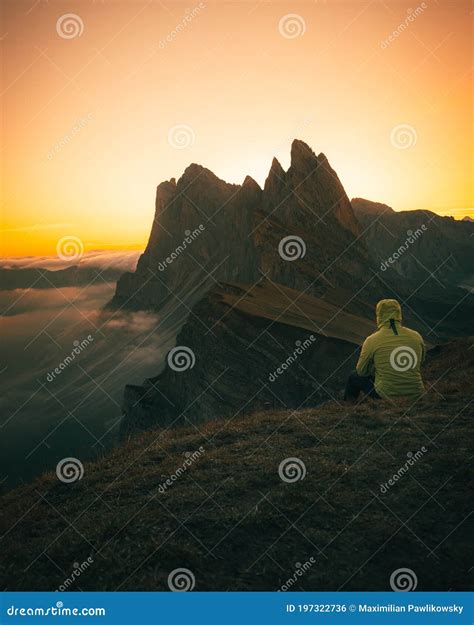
[111, 140, 370, 312]
[120, 280, 375, 438]
[352, 198, 474, 284]
[120, 275, 474, 436]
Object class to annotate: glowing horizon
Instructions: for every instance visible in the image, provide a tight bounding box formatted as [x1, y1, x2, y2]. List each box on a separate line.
[1, 0, 472, 257]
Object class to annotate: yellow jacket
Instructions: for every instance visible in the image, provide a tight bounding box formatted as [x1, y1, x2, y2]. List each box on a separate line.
[356, 299, 425, 399]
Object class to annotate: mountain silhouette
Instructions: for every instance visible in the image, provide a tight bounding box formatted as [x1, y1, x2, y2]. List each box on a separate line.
[352, 197, 474, 284]
[110, 140, 473, 436]
[111, 140, 371, 313]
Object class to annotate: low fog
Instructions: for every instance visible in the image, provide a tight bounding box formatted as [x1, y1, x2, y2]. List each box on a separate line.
[0, 251, 195, 489]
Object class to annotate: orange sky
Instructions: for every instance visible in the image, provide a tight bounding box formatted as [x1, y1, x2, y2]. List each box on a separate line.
[1, 0, 472, 256]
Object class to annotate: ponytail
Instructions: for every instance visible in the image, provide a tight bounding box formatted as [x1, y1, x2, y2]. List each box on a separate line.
[389, 318, 398, 335]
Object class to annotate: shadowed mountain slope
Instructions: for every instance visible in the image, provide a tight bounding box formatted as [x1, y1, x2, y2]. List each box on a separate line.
[351, 198, 474, 284]
[120, 280, 375, 437]
[118, 279, 449, 438]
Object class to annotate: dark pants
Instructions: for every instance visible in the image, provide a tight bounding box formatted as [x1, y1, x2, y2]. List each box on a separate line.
[344, 370, 380, 401]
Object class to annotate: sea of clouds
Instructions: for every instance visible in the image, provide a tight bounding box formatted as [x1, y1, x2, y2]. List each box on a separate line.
[0, 250, 193, 489]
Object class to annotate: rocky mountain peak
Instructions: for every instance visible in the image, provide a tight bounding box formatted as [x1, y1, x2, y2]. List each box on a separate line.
[179, 163, 211, 185]
[263, 157, 286, 195]
[112, 139, 371, 312]
[242, 175, 262, 194]
[243, 174, 258, 186]
[351, 197, 395, 216]
[290, 138, 318, 171]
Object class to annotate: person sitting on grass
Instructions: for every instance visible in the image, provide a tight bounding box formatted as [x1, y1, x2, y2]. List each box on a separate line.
[344, 299, 425, 402]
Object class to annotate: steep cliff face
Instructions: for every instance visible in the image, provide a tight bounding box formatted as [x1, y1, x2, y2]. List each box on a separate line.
[113, 168, 261, 311]
[111, 140, 369, 312]
[255, 141, 369, 295]
[351, 198, 474, 284]
[120, 280, 375, 438]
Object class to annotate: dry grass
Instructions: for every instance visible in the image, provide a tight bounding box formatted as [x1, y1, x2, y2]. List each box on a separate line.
[1, 339, 473, 591]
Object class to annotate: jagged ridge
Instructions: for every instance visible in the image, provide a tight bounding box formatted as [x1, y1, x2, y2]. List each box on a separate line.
[111, 140, 369, 312]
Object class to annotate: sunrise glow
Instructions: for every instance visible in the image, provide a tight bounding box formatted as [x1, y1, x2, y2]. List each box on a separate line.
[1, 0, 472, 256]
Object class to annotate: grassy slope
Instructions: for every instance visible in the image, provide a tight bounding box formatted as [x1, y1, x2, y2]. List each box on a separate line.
[1, 339, 473, 591]
[222, 281, 376, 345]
